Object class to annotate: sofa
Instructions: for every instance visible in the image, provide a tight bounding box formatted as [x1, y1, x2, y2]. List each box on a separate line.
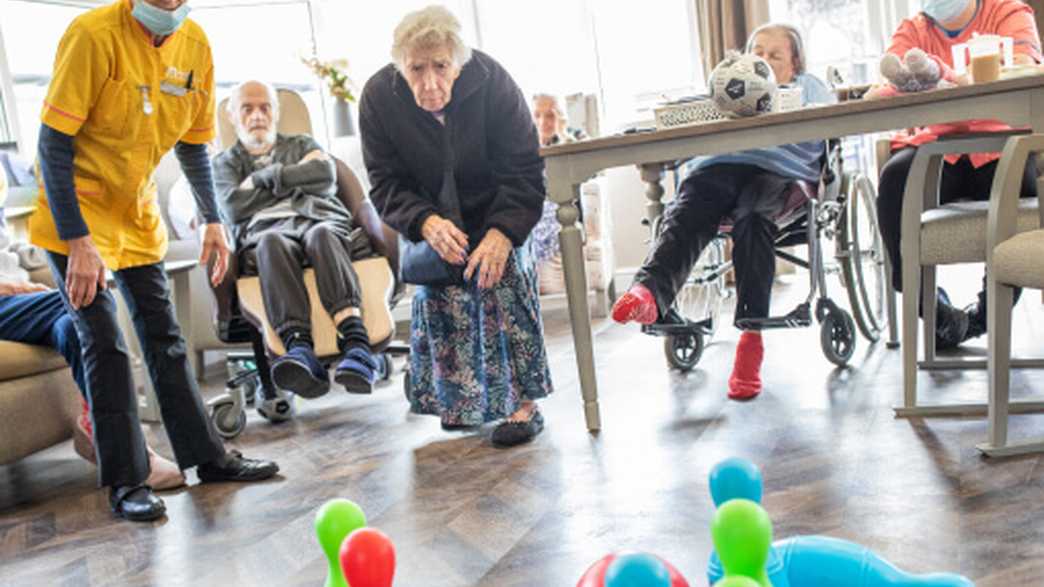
[0, 266, 82, 465]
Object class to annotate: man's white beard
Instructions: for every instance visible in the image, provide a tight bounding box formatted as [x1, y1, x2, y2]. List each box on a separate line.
[237, 126, 276, 151]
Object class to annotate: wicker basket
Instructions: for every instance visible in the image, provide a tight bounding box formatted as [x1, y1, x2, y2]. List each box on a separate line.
[653, 98, 726, 130]
[654, 86, 804, 130]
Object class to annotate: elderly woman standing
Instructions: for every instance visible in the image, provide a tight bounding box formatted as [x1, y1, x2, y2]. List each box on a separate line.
[360, 5, 552, 446]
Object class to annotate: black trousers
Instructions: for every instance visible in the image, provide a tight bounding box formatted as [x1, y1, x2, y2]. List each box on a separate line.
[239, 218, 362, 340]
[876, 147, 1036, 297]
[635, 164, 789, 326]
[47, 253, 225, 487]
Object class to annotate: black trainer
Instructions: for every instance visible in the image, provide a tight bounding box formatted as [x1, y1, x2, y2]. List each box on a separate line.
[110, 484, 166, 522]
[491, 409, 544, 448]
[197, 450, 279, 483]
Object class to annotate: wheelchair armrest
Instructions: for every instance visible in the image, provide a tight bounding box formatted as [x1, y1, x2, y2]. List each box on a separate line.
[333, 156, 404, 301]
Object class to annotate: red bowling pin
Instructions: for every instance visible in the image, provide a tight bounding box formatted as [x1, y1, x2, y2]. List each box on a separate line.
[339, 527, 396, 587]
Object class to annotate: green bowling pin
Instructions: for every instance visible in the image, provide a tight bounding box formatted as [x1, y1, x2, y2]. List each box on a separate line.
[710, 498, 773, 587]
[315, 499, 367, 587]
[714, 577, 763, 587]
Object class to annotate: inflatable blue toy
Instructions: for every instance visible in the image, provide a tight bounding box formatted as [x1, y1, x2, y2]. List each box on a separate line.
[706, 458, 974, 587]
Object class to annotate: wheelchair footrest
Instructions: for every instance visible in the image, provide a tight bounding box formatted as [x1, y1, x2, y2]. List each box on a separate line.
[641, 309, 714, 337]
[736, 303, 811, 330]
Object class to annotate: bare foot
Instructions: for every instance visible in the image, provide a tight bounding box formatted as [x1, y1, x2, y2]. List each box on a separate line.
[147, 448, 186, 491]
[506, 401, 538, 423]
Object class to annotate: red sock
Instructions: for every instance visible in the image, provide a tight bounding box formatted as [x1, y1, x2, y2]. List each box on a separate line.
[78, 398, 93, 438]
[611, 284, 658, 325]
[728, 331, 764, 400]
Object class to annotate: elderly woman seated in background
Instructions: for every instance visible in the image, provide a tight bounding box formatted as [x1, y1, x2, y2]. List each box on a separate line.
[529, 93, 589, 267]
[359, 5, 553, 447]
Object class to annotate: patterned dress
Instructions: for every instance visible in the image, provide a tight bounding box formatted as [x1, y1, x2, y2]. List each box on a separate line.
[406, 240, 554, 426]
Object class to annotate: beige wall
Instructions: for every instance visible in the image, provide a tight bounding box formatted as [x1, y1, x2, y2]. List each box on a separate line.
[604, 166, 678, 277]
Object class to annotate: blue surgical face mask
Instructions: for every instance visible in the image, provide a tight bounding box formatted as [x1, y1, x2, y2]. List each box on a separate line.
[922, 0, 971, 24]
[132, 1, 191, 37]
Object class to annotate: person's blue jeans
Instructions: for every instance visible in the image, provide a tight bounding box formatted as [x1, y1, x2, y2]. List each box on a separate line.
[0, 289, 86, 395]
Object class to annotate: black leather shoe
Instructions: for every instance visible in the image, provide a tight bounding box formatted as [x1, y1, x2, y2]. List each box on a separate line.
[964, 302, 987, 341]
[197, 450, 279, 483]
[110, 484, 166, 522]
[441, 421, 480, 432]
[935, 300, 969, 351]
[491, 409, 544, 448]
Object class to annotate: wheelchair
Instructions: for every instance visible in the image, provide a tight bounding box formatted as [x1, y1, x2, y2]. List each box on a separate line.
[640, 138, 888, 371]
[203, 88, 408, 439]
[206, 157, 409, 439]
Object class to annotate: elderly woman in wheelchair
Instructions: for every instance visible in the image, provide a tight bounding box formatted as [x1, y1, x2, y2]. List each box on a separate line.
[213, 80, 381, 400]
[613, 24, 854, 399]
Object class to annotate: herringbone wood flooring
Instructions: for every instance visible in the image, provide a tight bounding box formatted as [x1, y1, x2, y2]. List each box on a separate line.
[3, 274, 1044, 586]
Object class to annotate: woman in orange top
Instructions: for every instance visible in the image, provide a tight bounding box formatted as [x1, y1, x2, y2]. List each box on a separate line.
[873, 0, 1042, 349]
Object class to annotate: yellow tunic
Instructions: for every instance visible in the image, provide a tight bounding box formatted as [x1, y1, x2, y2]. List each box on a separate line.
[30, 0, 216, 270]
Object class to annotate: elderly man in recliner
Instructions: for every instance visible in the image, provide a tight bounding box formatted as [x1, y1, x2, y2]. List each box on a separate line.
[213, 80, 377, 397]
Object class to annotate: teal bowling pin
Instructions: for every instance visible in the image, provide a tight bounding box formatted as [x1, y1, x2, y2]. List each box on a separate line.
[315, 499, 367, 587]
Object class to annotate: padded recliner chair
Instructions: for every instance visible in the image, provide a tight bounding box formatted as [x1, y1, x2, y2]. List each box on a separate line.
[206, 88, 404, 438]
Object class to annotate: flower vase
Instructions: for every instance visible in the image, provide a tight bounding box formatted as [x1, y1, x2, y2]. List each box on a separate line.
[333, 98, 356, 137]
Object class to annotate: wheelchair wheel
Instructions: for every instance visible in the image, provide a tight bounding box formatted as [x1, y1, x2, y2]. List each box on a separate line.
[838, 173, 887, 343]
[377, 353, 394, 382]
[820, 309, 856, 367]
[654, 216, 727, 340]
[664, 332, 704, 372]
[211, 401, 246, 439]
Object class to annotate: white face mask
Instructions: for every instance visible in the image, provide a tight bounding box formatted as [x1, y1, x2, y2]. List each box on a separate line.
[922, 0, 971, 24]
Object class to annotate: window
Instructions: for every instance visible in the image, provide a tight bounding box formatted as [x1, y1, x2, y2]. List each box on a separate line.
[590, 0, 703, 129]
[768, 0, 921, 173]
[190, 1, 325, 141]
[768, 0, 920, 84]
[471, 0, 702, 131]
[472, 0, 599, 102]
[0, 1, 89, 157]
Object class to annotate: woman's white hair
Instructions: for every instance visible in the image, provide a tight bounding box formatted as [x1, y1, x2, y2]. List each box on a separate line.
[531, 93, 568, 133]
[391, 5, 473, 72]
[226, 80, 281, 122]
[745, 23, 806, 75]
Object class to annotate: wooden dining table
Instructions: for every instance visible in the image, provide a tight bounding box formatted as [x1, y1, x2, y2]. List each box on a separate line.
[539, 74, 1044, 432]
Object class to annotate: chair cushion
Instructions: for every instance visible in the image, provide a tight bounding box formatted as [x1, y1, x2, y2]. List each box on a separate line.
[237, 257, 395, 357]
[920, 198, 1040, 265]
[0, 340, 69, 380]
[994, 229, 1044, 289]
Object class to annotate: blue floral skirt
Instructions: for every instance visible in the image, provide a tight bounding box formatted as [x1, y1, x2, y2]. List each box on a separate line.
[406, 242, 554, 426]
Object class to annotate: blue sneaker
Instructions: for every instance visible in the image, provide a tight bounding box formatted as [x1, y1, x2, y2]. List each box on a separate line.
[334, 347, 378, 394]
[271, 347, 330, 399]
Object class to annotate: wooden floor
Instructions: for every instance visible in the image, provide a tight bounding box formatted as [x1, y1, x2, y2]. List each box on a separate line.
[3, 274, 1044, 586]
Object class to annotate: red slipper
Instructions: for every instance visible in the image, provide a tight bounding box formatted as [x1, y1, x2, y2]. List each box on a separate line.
[611, 284, 658, 325]
[728, 331, 764, 400]
[74, 398, 96, 464]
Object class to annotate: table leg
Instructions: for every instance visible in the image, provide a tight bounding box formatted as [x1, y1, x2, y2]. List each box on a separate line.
[640, 163, 667, 228]
[557, 183, 601, 432]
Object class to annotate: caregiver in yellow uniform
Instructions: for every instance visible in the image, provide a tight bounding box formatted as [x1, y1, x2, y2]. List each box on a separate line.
[32, 0, 278, 522]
